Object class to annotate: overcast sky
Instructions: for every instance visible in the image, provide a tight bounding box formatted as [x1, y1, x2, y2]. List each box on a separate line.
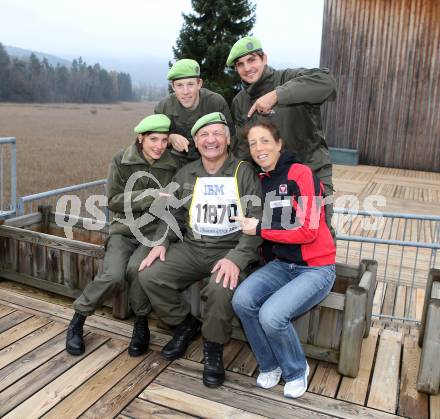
[1, 0, 324, 77]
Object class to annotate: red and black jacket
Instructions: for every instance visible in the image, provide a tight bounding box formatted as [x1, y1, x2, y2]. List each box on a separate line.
[256, 151, 336, 266]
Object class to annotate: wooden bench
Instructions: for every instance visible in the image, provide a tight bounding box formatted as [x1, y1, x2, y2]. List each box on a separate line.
[0, 207, 377, 378]
[0, 207, 129, 320]
[417, 268, 440, 394]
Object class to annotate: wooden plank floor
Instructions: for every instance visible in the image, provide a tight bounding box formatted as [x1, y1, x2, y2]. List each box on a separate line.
[0, 282, 438, 419]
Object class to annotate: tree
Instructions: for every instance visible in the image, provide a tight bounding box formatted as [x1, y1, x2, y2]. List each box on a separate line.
[117, 73, 133, 101]
[173, 0, 256, 104]
[0, 43, 11, 100]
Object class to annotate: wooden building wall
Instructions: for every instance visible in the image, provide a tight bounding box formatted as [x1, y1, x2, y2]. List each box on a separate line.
[320, 0, 440, 172]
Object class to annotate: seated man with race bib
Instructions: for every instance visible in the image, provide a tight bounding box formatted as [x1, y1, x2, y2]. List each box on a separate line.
[133, 112, 262, 388]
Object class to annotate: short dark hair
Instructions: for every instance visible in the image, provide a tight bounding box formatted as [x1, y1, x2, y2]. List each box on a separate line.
[235, 51, 265, 65]
[244, 121, 282, 143]
[135, 131, 166, 153]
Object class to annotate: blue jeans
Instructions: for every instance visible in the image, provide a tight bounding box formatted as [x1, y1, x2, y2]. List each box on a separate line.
[232, 261, 335, 381]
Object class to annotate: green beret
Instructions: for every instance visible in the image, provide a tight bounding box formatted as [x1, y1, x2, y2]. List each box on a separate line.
[167, 59, 200, 80]
[226, 36, 263, 66]
[191, 112, 227, 137]
[134, 114, 171, 134]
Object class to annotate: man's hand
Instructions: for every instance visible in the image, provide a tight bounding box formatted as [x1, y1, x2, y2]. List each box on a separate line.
[248, 90, 278, 117]
[231, 216, 258, 235]
[212, 258, 240, 290]
[169, 133, 190, 153]
[139, 245, 166, 271]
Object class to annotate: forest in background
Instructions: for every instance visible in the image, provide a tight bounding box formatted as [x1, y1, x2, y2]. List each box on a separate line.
[0, 43, 133, 103]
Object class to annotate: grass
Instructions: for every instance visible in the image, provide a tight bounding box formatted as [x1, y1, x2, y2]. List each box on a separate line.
[0, 102, 155, 200]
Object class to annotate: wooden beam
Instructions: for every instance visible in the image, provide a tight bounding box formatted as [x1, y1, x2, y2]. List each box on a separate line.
[302, 344, 340, 365]
[0, 270, 82, 299]
[154, 369, 328, 419]
[5, 339, 127, 418]
[0, 225, 104, 258]
[44, 351, 148, 419]
[338, 285, 367, 377]
[337, 327, 379, 405]
[169, 358, 400, 419]
[0, 287, 172, 348]
[367, 329, 403, 413]
[398, 334, 428, 419]
[0, 332, 78, 392]
[122, 397, 196, 418]
[0, 316, 50, 350]
[417, 300, 440, 394]
[140, 383, 265, 419]
[4, 213, 42, 228]
[80, 351, 170, 418]
[0, 321, 66, 369]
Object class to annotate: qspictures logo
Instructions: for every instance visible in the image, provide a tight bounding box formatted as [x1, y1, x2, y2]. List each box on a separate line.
[54, 172, 387, 240]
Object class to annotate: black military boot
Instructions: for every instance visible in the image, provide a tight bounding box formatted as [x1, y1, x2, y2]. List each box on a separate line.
[161, 314, 201, 361]
[66, 312, 86, 355]
[203, 339, 225, 388]
[128, 316, 150, 357]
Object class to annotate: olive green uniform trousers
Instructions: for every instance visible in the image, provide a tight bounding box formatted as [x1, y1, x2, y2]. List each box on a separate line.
[73, 234, 151, 316]
[137, 240, 246, 345]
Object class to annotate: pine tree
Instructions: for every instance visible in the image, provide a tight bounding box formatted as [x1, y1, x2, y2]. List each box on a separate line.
[173, 0, 256, 104]
[0, 43, 11, 100]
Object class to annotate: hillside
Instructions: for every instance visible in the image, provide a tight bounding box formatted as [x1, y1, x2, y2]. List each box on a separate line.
[5, 45, 71, 68]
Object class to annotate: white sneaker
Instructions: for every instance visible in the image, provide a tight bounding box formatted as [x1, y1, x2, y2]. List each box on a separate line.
[256, 366, 282, 389]
[284, 363, 310, 398]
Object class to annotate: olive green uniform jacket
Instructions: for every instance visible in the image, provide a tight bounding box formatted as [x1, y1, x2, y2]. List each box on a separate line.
[155, 88, 236, 167]
[74, 143, 177, 317]
[231, 65, 336, 173]
[107, 143, 178, 238]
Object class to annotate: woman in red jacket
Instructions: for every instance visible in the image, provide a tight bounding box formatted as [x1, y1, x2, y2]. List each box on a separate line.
[232, 121, 336, 398]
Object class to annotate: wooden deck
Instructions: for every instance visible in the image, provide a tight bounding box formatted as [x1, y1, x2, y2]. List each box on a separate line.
[0, 164, 439, 417]
[0, 281, 439, 419]
[333, 164, 440, 216]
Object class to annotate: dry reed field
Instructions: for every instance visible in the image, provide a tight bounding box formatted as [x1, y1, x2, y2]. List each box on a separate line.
[0, 102, 155, 198]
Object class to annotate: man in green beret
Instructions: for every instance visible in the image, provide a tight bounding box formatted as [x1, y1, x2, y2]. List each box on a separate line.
[155, 58, 236, 169]
[131, 112, 262, 388]
[66, 114, 178, 357]
[227, 36, 337, 237]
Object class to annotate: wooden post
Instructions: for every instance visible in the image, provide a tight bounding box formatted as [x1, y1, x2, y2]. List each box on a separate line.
[38, 205, 52, 234]
[417, 299, 440, 394]
[359, 259, 378, 338]
[338, 285, 367, 377]
[418, 269, 440, 347]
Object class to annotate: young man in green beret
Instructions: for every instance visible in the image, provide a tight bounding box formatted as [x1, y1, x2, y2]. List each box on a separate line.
[155, 58, 235, 169]
[131, 112, 262, 388]
[227, 36, 337, 236]
[66, 114, 178, 357]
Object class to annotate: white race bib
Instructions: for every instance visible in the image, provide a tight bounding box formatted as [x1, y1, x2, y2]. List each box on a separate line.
[189, 169, 243, 236]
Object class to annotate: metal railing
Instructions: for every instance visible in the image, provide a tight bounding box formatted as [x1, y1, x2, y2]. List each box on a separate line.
[0, 137, 17, 219]
[334, 208, 440, 323]
[17, 179, 108, 220]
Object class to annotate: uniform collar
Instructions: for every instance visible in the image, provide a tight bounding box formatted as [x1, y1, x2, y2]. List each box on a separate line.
[121, 143, 177, 170]
[189, 152, 236, 177]
[243, 65, 276, 100]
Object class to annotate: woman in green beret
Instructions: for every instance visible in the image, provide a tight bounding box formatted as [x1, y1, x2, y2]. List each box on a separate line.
[66, 114, 178, 357]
